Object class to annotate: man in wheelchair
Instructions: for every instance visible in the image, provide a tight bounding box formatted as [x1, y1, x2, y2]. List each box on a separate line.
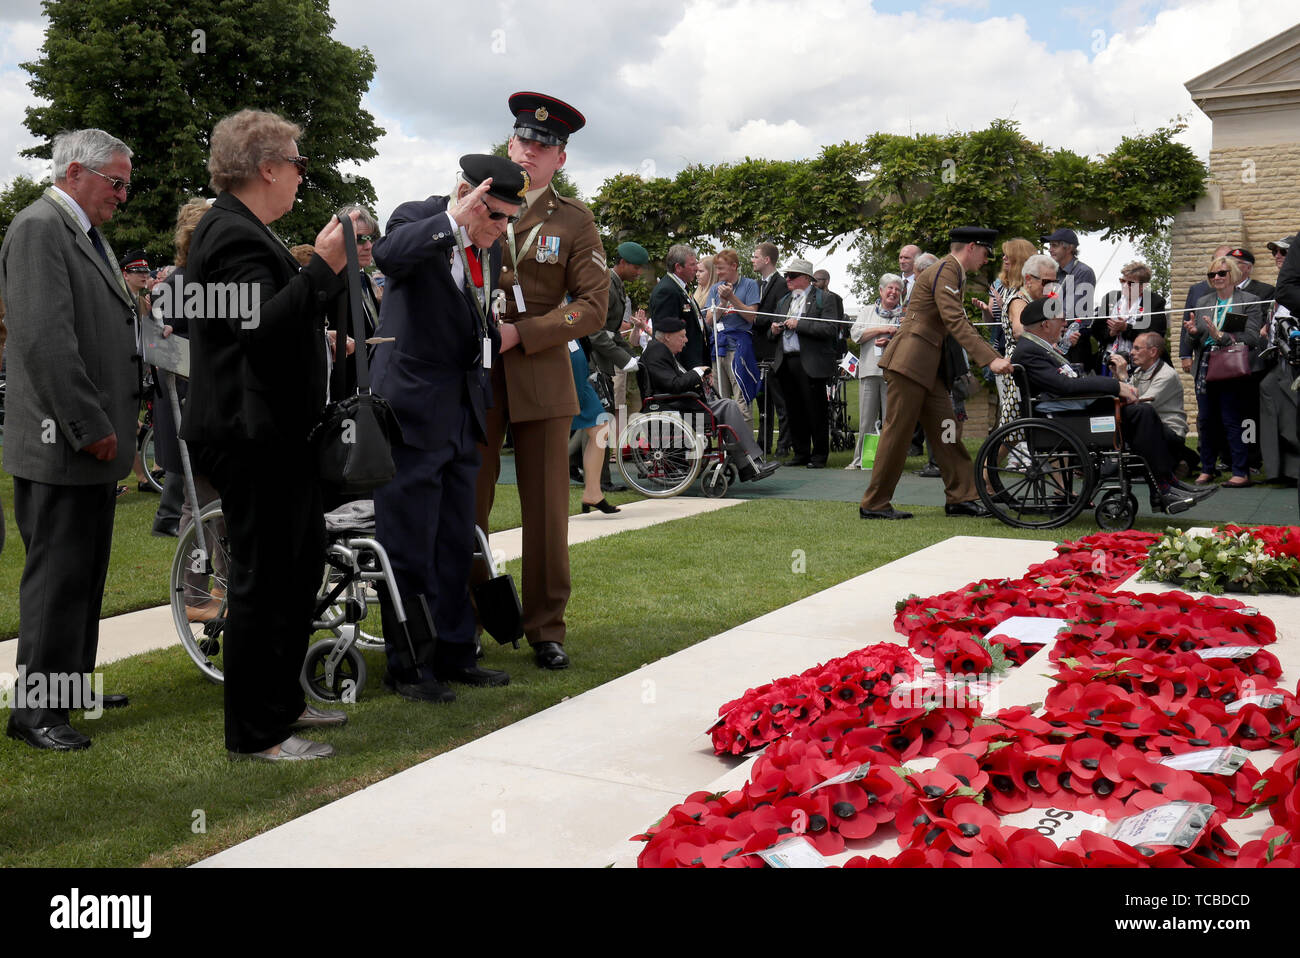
[1015, 299, 1217, 515]
[642, 315, 780, 482]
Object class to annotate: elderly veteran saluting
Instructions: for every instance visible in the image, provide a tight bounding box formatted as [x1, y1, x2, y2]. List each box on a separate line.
[475, 92, 607, 671]
[860, 227, 1012, 520]
[370, 155, 525, 702]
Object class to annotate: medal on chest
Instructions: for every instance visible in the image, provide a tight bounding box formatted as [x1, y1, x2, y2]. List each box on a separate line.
[536, 235, 560, 264]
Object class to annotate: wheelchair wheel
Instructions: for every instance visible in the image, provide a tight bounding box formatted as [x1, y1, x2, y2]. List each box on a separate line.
[1095, 489, 1139, 531]
[139, 425, 164, 492]
[319, 563, 385, 652]
[301, 639, 367, 703]
[724, 461, 741, 487]
[170, 502, 230, 684]
[976, 419, 1093, 529]
[702, 460, 729, 498]
[616, 412, 704, 498]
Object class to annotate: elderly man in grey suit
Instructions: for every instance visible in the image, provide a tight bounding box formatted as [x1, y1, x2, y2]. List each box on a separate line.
[0, 129, 140, 751]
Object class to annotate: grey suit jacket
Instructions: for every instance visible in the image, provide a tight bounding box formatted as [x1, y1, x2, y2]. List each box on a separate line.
[0, 189, 139, 484]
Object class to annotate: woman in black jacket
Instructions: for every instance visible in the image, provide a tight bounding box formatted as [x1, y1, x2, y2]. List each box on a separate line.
[181, 109, 357, 761]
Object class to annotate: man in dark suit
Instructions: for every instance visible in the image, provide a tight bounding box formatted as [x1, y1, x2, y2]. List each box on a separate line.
[750, 242, 789, 454]
[649, 244, 705, 369]
[370, 155, 521, 701]
[1015, 299, 1212, 514]
[860, 228, 1011, 520]
[1227, 248, 1273, 471]
[768, 258, 840, 468]
[0, 129, 140, 750]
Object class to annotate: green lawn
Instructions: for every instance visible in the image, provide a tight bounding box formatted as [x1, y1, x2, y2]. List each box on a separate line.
[0, 398, 1214, 867]
[0, 468, 1188, 867]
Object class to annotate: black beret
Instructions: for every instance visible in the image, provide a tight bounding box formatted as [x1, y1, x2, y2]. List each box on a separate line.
[655, 315, 686, 333]
[459, 154, 530, 204]
[509, 91, 585, 146]
[1020, 296, 1065, 326]
[1226, 247, 1255, 264]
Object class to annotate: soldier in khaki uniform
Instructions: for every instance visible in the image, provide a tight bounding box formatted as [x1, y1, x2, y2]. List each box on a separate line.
[860, 227, 1011, 520]
[476, 92, 607, 669]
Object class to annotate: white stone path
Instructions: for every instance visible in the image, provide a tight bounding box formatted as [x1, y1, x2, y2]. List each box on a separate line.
[198, 535, 1087, 867]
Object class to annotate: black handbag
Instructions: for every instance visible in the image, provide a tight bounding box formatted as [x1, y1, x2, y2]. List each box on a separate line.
[310, 216, 403, 494]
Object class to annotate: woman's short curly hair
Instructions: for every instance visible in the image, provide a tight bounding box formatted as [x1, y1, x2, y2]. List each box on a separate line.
[207, 109, 301, 193]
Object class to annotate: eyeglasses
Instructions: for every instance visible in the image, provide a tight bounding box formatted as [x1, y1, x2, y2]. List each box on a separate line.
[356, 233, 377, 244]
[783, 272, 805, 280]
[282, 155, 309, 175]
[85, 167, 130, 195]
[480, 200, 519, 224]
[1207, 269, 1230, 279]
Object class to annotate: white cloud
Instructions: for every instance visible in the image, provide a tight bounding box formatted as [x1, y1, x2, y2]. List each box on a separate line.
[2, 0, 1296, 307]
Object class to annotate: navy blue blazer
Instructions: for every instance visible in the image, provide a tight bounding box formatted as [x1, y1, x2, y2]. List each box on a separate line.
[370, 196, 501, 448]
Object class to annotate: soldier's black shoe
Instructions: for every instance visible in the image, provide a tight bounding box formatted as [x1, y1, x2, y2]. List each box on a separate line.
[944, 500, 990, 517]
[860, 506, 913, 520]
[533, 642, 570, 670]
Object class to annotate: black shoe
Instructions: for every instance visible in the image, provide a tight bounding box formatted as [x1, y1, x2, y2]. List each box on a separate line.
[137, 481, 159, 494]
[859, 506, 913, 520]
[600, 480, 627, 493]
[753, 461, 780, 480]
[382, 672, 456, 703]
[581, 498, 620, 514]
[87, 692, 129, 710]
[6, 718, 91, 751]
[533, 641, 570, 670]
[944, 500, 990, 517]
[151, 518, 179, 538]
[1154, 488, 1197, 515]
[1171, 479, 1218, 501]
[569, 466, 584, 485]
[437, 665, 510, 687]
[915, 464, 942, 478]
[807, 460, 826, 469]
[784, 455, 810, 467]
[907, 444, 924, 457]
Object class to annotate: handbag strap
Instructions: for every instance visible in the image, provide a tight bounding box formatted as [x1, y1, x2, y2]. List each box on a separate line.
[331, 215, 372, 397]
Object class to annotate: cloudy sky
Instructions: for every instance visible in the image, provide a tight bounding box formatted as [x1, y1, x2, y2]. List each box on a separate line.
[2, 0, 1297, 306]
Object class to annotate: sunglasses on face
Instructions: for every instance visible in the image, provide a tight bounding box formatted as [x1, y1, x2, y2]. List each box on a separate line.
[1207, 270, 1230, 279]
[282, 155, 309, 175]
[85, 167, 130, 194]
[784, 273, 803, 280]
[480, 199, 519, 224]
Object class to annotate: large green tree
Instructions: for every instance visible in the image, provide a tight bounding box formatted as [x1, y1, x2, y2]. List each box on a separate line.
[0, 175, 51, 247]
[21, 0, 382, 263]
[592, 119, 1205, 301]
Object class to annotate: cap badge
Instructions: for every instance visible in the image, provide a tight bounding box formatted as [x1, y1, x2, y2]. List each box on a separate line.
[535, 106, 549, 121]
